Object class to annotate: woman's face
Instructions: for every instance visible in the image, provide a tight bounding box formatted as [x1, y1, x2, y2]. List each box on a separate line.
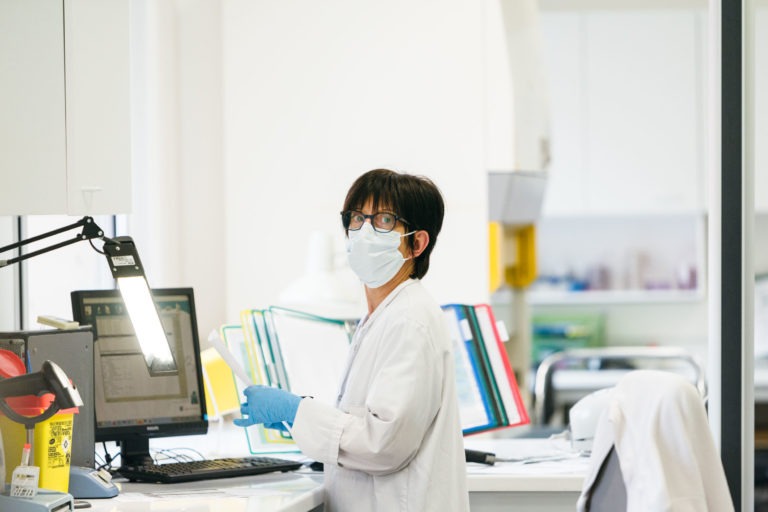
[358, 199, 412, 258]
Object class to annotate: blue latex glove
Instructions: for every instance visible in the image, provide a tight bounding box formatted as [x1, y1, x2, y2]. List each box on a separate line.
[233, 385, 302, 428]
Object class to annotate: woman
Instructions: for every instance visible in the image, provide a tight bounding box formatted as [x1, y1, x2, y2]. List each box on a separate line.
[235, 169, 469, 511]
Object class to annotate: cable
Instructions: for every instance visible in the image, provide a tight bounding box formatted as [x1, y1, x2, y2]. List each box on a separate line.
[88, 238, 106, 255]
[97, 441, 119, 471]
[152, 448, 209, 464]
[170, 447, 206, 461]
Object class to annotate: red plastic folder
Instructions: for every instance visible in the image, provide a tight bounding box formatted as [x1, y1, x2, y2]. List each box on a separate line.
[442, 303, 529, 435]
[472, 304, 529, 429]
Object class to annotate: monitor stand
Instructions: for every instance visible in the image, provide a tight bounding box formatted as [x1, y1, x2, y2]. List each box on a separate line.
[119, 438, 155, 468]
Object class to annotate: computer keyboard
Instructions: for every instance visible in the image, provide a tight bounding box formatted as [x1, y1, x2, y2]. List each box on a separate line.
[117, 455, 304, 483]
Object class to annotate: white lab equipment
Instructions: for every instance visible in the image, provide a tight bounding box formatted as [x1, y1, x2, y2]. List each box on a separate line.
[568, 387, 615, 453]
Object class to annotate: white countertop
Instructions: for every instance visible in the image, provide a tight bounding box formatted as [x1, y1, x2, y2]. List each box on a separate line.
[77, 423, 587, 511]
[85, 472, 323, 512]
[464, 437, 588, 493]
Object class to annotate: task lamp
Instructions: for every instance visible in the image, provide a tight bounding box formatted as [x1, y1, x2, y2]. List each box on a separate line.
[0, 216, 177, 375]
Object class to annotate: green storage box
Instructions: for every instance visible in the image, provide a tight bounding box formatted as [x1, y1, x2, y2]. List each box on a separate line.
[531, 313, 605, 366]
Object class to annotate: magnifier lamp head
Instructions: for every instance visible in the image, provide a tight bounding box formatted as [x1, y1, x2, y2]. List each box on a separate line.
[0, 360, 83, 428]
[42, 361, 83, 410]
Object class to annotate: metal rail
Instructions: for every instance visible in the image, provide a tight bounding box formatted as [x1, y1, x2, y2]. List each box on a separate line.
[533, 346, 706, 425]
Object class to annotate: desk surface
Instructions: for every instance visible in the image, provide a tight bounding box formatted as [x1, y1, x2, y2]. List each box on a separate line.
[464, 437, 586, 511]
[85, 472, 324, 512]
[78, 435, 585, 512]
[465, 437, 586, 490]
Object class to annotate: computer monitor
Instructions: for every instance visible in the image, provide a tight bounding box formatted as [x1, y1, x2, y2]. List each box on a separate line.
[71, 287, 208, 467]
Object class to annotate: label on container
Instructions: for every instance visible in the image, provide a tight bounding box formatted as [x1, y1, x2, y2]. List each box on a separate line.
[10, 465, 39, 498]
[110, 255, 136, 267]
[46, 419, 73, 469]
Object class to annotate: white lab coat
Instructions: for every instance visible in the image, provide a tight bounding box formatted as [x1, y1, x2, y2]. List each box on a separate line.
[577, 370, 734, 512]
[291, 279, 469, 512]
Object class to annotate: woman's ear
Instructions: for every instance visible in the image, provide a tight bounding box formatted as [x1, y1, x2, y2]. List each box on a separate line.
[412, 230, 430, 258]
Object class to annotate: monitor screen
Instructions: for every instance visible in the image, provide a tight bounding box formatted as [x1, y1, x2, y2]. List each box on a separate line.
[71, 287, 208, 466]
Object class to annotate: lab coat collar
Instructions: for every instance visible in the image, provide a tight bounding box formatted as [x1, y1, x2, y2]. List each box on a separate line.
[356, 279, 418, 337]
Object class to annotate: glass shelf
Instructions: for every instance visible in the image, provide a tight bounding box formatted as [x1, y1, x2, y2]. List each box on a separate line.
[528, 288, 704, 305]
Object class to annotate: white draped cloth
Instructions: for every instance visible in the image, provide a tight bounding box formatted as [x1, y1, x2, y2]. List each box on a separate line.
[577, 370, 734, 512]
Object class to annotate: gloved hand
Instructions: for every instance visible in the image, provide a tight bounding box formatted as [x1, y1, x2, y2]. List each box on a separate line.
[233, 385, 302, 428]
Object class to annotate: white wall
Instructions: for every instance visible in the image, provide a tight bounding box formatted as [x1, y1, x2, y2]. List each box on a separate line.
[23, 215, 115, 327]
[0, 217, 17, 329]
[1, 1, 491, 338]
[126, 0, 226, 338]
[221, 0, 489, 321]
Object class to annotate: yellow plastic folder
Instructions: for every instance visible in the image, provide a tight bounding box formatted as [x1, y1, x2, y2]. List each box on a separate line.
[222, 319, 295, 452]
[200, 347, 240, 420]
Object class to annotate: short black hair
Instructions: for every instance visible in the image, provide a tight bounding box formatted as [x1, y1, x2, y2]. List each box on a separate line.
[342, 168, 444, 279]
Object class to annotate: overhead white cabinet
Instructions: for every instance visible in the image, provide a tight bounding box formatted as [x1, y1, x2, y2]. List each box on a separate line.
[539, 12, 587, 215]
[584, 10, 702, 214]
[536, 7, 707, 304]
[0, 0, 67, 214]
[0, 0, 131, 215]
[541, 8, 704, 216]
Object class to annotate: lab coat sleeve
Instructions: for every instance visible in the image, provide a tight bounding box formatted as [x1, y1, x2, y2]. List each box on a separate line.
[292, 316, 444, 476]
[291, 397, 352, 464]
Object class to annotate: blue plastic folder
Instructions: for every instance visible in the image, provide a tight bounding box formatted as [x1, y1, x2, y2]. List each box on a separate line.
[441, 304, 529, 435]
[442, 304, 497, 433]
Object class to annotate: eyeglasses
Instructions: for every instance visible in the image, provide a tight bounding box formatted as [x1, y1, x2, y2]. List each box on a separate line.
[340, 210, 410, 233]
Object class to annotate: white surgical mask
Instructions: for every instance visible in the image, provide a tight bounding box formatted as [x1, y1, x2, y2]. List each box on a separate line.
[346, 222, 415, 288]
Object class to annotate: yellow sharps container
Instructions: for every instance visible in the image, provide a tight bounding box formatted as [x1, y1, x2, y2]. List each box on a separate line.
[0, 391, 78, 493]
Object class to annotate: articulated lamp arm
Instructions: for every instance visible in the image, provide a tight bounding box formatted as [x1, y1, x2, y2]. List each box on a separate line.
[0, 216, 107, 268]
[0, 216, 178, 374]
